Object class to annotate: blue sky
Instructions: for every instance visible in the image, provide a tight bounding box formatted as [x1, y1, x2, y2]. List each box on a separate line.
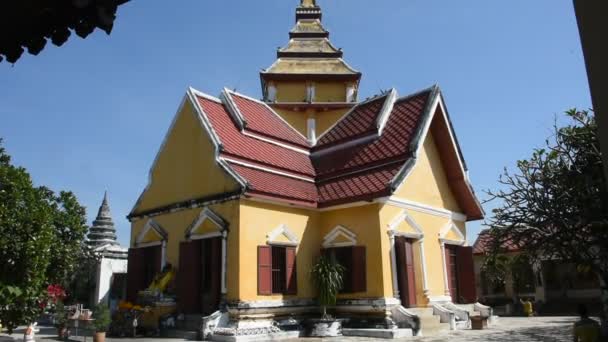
[0, 0, 591, 246]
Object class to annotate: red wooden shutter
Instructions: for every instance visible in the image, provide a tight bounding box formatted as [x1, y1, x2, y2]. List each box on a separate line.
[178, 240, 202, 313]
[126, 248, 145, 302]
[395, 238, 408, 306]
[404, 240, 417, 306]
[209, 238, 222, 307]
[456, 246, 476, 303]
[351, 246, 367, 293]
[285, 247, 297, 295]
[258, 246, 272, 295]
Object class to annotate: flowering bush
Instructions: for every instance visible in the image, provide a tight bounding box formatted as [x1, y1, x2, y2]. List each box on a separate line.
[47, 284, 66, 303]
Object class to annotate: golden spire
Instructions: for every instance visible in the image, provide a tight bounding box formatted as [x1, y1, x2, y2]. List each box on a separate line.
[301, 0, 316, 7]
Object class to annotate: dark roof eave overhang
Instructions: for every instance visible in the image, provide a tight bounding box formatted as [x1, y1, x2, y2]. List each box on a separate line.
[268, 102, 356, 111]
[127, 189, 244, 221]
[244, 191, 318, 208]
[318, 188, 392, 209]
[260, 72, 362, 82]
[289, 32, 330, 39]
[277, 51, 343, 58]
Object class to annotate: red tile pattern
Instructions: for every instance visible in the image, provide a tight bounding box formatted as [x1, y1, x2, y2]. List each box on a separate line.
[316, 95, 388, 148]
[472, 229, 521, 255]
[192, 88, 480, 217]
[228, 162, 318, 204]
[197, 97, 315, 177]
[314, 92, 430, 177]
[230, 93, 310, 148]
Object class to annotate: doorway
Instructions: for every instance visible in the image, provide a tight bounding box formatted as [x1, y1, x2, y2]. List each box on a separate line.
[395, 236, 417, 307]
[178, 237, 222, 315]
[445, 244, 459, 302]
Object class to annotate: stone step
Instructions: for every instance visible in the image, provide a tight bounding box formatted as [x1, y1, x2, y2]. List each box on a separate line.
[164, 329, 199, 340]
[176, 315, 203, 332]
[420, 323, 450, 337]
[407, 307, 434, 316]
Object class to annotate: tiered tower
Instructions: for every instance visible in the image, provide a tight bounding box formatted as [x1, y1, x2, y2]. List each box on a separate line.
[87, 192, 120, 248]
[261, 0, 362, 142]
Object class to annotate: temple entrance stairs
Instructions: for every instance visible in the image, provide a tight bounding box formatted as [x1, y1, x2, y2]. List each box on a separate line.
[405, 307, 450, 336]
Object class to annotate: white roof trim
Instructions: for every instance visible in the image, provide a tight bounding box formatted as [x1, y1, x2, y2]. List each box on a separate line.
[387, 210, 424, 239]
[135, 219, 168, 245]
[186, 207, 227, 239]
[267, 224, 299, 246]
[224, 88, 309, 142]
[322, 225, 357, 248]
[221, 88, 247, 131]
[222, 157, 315, 183]
[187, 87, 249, 189]
[312, 132, 378, 157]
[376, 88, 398, 135]
[242, 131, 310, 155]
[382, 196, 467, 222]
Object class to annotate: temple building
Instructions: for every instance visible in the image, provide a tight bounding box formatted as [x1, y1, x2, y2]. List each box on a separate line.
[127, 0, 486, 339]
[87, 192, 128, 306]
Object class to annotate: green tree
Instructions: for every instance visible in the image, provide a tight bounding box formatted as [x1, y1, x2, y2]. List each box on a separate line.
[485, 110, 608, 314]
[0, 140, 90, 333]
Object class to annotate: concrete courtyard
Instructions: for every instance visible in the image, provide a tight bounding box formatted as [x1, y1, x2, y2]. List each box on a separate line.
[1, 316, 581, 342]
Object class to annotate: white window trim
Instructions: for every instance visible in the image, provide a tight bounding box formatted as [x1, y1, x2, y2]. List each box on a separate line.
[186, 207, 227, 240]
[322, 225, 357, 248]
[267, 224, 299, 246]
[134, 219, 168, 269]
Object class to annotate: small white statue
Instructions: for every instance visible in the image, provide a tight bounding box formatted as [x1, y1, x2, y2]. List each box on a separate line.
[23, 322, 39, 342]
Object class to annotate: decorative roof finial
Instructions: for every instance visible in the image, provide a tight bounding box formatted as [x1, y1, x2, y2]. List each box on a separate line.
[301, 0, 317, 7]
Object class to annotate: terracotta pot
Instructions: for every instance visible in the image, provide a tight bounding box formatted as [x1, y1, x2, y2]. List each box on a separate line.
[93, 331, 106, 342]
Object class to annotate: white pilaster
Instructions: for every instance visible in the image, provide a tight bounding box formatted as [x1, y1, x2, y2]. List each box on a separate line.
[440, 242, 450, 296]
[161, 240, 167, 269]
[388, 231, 399, 299]
[419, 239, 429, 295]
[221, 231, 228, 294]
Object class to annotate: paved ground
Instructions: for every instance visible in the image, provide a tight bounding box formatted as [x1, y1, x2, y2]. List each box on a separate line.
[0, 316, 583, 341]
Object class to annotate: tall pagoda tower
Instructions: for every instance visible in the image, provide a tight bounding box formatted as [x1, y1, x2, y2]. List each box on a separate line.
[87, 192, 128, 305]
[261, 0, 362, 143]
[87, 191, 120, 248]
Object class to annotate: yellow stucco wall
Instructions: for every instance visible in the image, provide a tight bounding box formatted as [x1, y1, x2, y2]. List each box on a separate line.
[314, 82, 346, 102]
[319, 204, 389, 299]
[276, 82, 307, 102]
[394, 132, 463, 213]
[237, 199, 321, 301]
[272, 108, 308, 136]
[236, 200, 390, 302]
[133, 100, 240, 213]
[315, 109, 349, 135]
[377, 131, 468, 306]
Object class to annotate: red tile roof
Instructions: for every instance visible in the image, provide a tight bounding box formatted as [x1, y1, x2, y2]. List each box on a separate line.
[316, 95, 387, 148]
[229, 92, 310, 148]
[472, 229, 521, 255]
[197, 97, 315, 177]
[191, 86, 484, 219]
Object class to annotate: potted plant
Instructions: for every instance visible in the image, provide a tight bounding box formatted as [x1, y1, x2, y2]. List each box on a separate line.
[54, 302, 69, 339]
[93, 303, 111, 342]
[309, 255, 345, 337]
